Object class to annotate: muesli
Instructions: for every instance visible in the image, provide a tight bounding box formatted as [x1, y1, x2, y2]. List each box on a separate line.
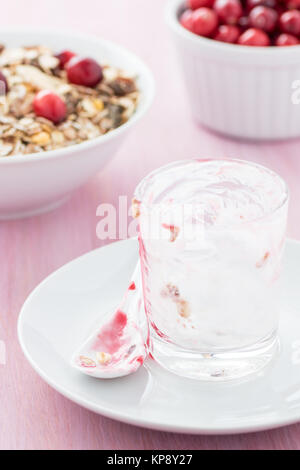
[0, 45, 139, 157]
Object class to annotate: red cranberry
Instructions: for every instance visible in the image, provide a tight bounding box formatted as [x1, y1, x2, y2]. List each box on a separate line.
[33, 90, 67, 124]
[249, 6, 278, 32]
[66, 57, 103, 88]
[55, 50, 76, 69]
[247, 0, 276, 11]
[238, 27, 271, 45]
[191, 7, 218, 36]
[279, 10, 300, 35]
[214, 24, 240, 42]
[180, 9, 194, 31]
[214, 0, 242, 25]
[287, 0, 300, 9]
[238, 16, 250, 29]
[187, 0, 214, 8]
[0, 71, 8, 94]
[275, 33, 300, 45]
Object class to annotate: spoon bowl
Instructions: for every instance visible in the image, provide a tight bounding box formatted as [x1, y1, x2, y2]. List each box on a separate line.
[71, 263, 147, 379]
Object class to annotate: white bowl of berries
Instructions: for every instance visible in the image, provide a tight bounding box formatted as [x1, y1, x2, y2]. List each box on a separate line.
[0, 30, 154, 219]
[167, 0, 300, 140]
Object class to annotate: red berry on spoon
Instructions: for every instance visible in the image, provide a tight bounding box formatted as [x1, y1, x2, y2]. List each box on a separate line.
[214, 24, 240, 42]
[187, 0, 214, 8]
[279, 10, 300, 35]
[180, 9, 194, 31]
[238, 27, 270, 45]
[0, 71, 8, 94]
[275, 33, 300, 45]
[191, 7, 218, 36]
[249, 6, 278, 32]
[66, 57, 103, 88]
[55, 50, 76, 69]
[33, 90, 67, 124]
[214, 0, 242, 25]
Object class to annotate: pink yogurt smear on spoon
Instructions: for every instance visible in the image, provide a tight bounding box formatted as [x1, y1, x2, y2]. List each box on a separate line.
[73, 267, 146, 378]
[92, 310, 128, 355]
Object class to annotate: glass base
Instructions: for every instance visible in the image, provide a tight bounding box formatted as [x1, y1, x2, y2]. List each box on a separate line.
[150, 333, 279, 382]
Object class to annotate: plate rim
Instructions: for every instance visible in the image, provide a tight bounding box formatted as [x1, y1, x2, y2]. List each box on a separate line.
[18, 237, 300, 435]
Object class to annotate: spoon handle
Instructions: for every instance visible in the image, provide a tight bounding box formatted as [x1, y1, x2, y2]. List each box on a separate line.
[118, 261, 142, 319]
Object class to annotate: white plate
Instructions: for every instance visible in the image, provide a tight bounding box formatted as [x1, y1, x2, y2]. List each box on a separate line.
[18, 238, 300, 435]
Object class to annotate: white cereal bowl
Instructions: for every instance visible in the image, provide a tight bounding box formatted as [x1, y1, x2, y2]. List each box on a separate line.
[166, 0, 300, 141]
[0, 30, 154, 219]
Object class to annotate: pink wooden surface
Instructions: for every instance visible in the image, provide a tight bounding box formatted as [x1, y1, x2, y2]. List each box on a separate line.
[1, 0, 300, 450]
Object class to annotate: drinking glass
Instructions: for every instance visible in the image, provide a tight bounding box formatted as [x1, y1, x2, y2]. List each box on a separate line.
[133, 159, 289, 380]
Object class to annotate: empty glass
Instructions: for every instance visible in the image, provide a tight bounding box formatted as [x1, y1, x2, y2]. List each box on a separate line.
[134, 159, 289, 380]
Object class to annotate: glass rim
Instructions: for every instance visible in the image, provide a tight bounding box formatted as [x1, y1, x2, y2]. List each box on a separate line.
[134, 158, 290, 227]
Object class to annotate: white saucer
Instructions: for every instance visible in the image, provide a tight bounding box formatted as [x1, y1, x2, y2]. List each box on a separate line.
[18, 238, 300, 435]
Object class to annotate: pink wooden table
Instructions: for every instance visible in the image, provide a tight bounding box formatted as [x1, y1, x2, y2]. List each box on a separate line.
[1, 0, 300, 450]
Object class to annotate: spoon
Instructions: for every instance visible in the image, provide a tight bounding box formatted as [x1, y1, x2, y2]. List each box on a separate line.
[71, 262, 147, 379]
